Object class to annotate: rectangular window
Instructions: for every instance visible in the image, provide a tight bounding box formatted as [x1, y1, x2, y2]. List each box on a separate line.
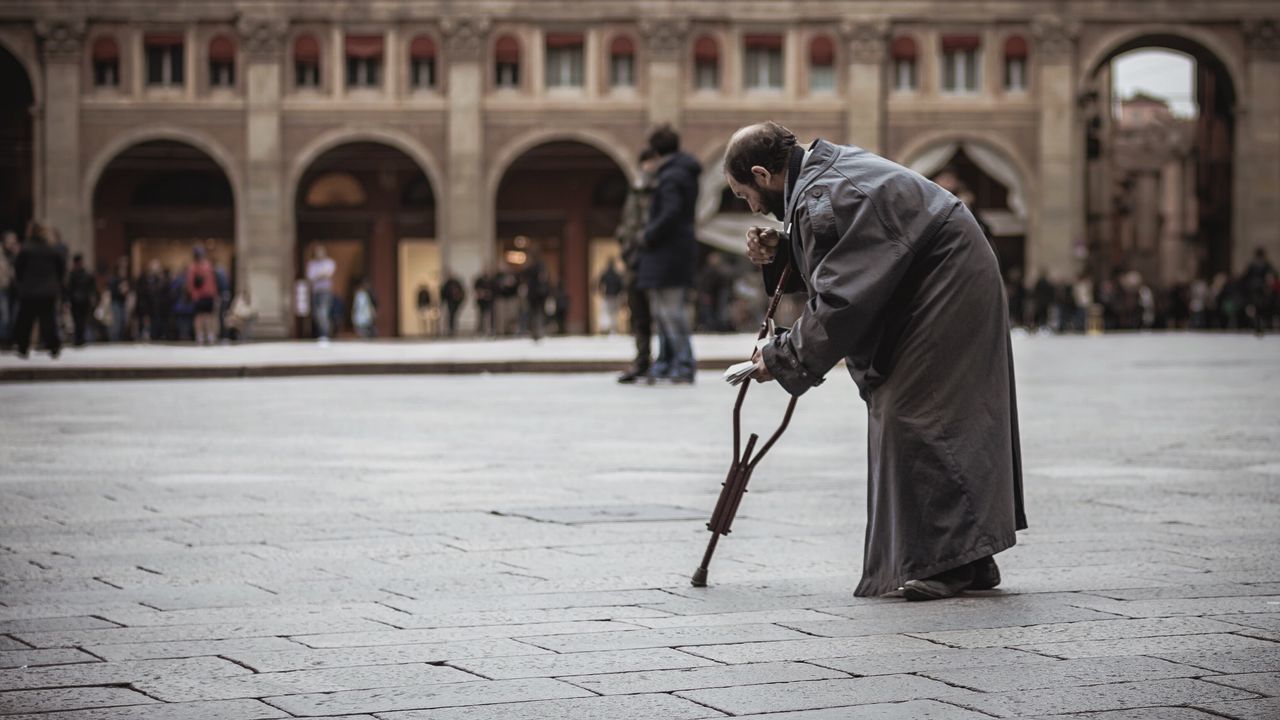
[942, 48, 980, 93]
[894, 58, 917, 91]
[1005, 57, 1027, 92]
[295, 61, 320, 88]
[610, 54, 635, 88]
[546, 37, 584, 89]
[496, 62, 520, 88]
[93, 60, 119, 88]
[346, 57, 381, 88]
[411, 58, 436, 89]
[809, 64, 835, 93]
[743, 37, 783, 91]
[145, 37, 184, 87]
[210, 61, 235, 88]
[695, 61, 718, 90]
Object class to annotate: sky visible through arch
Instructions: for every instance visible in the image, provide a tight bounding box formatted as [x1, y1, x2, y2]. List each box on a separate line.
[1112, 48, 1196, 118]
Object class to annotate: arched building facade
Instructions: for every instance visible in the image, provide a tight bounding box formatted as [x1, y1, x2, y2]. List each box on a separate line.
[2, 1, 1277, 336]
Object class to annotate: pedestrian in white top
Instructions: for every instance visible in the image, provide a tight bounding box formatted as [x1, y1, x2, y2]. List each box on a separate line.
[306, 245, 336, 341]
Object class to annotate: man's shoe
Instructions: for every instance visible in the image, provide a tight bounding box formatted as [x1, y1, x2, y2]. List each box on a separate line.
[902, 564, 974, 601]
[670, 373, 695, 385]
[968, 556, 1001, 590]
[617, 367, 648, 384]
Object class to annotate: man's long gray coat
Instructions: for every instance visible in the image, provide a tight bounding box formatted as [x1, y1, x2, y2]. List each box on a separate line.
[761, 139, 1027, 597]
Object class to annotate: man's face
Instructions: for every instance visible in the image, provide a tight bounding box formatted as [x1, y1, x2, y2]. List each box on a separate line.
[727, 170, 786, 221]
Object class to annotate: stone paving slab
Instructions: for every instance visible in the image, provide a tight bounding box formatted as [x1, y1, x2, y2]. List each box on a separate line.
[0, 656, 250, 691]
[953, 678, 1258, 717]
[291, 620, 640, 648]
[131, 664, 479, 702]
[727, 700, 996, 719]
[0, 686, 155, 714]
[374, 693, 723, 720]
[919, 655, 1206, 692]
[0, 698, 288, 720]
[516, 622, 811, 653]
[226, 638, 549, 672]
[1202, 671, 1280, 696]
[910, 616, 1242, 648]
[678, 634, 941, 664]
[809, 647, 1057, 676]
[448, 647, 716, 679]
[1155, 646, 1280, 674]
[1193, 696, 1280, 719]
[1024, 710, 1224, 719]
[263, 677, 595, 715]
[1020, 632, 1276, 659]
[562, 660, 848, 695]
[675, 675, 972, 715]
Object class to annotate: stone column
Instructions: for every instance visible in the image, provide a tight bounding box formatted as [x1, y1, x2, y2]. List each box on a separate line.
[1241, 20, 1280, 273]
[238, 18, 290, 337]
[841, 19, 887, 153]
[36, 20, 85, 259]
[1029, 16, 1079, 282]
[441, 16, 491, 332]
[639, 19, 687, 129]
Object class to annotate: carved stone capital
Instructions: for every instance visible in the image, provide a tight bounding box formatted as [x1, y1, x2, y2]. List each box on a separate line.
[1031, 15, 1077, 62]
[36, 19, 86, 61]
[237, 17, 288, 60]
[1245, 19, 1280, 61]
[638, 18, 689, 61]
[440, 16, 492, 62]
[840, 19, 888, 64]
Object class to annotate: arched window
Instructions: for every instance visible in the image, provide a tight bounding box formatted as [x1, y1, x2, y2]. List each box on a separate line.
[892, 36, 917, 92]
[409, 35, 437, 90]
[208, 35, 236, 88]
[809, 35, 835, 93]
[1004, 35, 1028, 92]
[92, 36, 120, 88]
[610, 35, 635, 88]
[345, 34, 384, 89]
[495, 35, 521, 88]
[294, 34, 321, 89]
[693, 35, 719, 91]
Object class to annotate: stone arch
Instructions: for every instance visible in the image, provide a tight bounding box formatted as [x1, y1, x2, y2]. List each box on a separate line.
[81, 126, 244, 269]
[896, 130, 1036, 221]
[287, 127, 445, 214]
[0, 29, 42, 106]
[486, 127, 636, 209]
[1078, 24, 1242, 100]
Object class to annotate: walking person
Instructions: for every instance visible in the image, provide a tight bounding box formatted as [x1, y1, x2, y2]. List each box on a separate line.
[0, 231, 13, 348]
[616, 148, 661, 383]
[473, 272, 495, 336]
[65, 254, 97, 346]
[10, 223, 65, 359]
[186, 246, 219, 345]
[729, 121, 1025, 600]
[306, 244, 336, 342]
[416, 284, 434, 336]
[521, 248, 550, 341]
[106, 256, 131, 342]
[637, 124, 700, 384]
[352, 279, 377, 338]
[597, 258, 624, 335]
[226, 290, 258, 342]
[441, 273, 465, 337]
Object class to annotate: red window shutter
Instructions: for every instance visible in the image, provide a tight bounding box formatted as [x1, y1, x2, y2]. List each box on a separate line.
[610, 35, 634, 56]
[744, 34, 783, 50]
[495, 35, 520, 64]
[145, 32, 183, 47]
[545, 32, 583, 49]
[93, 36, 119, 61]
[410, 35, 436, 60]
[891, 36, 917, 60]
[345, 34, 384, 59]
[294, 34, 320, 62]
[942, 35, 981, 52]
[1004, 35, 1028, 59]
[809, 35, 834, 66]
[694, 35, 718, 62]
[208, 35, 235, 62]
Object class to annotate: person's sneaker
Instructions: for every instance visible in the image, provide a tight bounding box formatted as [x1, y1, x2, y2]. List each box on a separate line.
[617, 367, 647, 384]
[968, 555, 1001, 590]
[902, 563, 974, 601]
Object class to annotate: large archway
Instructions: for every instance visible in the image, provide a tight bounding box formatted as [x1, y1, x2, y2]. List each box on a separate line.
[1081, 32, 1236, 287]
[294, 142, 436, 338]
[0, 43, 34, 236]
[493, 140, 629, 334]
[92, 140, 236, 340]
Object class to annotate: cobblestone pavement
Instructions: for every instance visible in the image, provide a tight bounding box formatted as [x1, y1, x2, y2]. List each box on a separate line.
[1, 334, 1278, 719]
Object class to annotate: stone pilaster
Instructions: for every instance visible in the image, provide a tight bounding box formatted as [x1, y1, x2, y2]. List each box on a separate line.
[441, 16, 491, 332]
[1030, 15, 1079, 282]
[36, 19, 85, 258]
[639, 18, 687, 129]
[1241, 19, 1280, 272]
[840, 19, 887, 152]
[238, 17, 290, 337]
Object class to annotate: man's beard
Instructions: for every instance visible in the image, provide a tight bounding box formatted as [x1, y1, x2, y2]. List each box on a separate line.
[758, 184, 786, 221]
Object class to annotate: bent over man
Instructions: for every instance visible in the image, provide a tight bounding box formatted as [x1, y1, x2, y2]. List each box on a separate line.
[725, 122, 1027, 600]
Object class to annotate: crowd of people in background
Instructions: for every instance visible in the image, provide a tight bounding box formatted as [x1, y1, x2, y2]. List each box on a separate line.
[1009, 248, 1278, 334]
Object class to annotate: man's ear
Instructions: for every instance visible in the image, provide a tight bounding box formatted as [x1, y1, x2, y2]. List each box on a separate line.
[751, 165, 772, 188]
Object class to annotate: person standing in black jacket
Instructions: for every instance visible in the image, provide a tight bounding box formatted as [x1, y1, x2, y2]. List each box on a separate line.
[12, 224, 66, 359]
[65, 254, 97, 347]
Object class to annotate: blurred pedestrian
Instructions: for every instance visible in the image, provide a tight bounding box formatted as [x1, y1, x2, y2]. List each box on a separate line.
[1243, 248, 1275, 335]
[0, 231, 13, 347]
[226, 290, 257, 342]
[441, 273, 465, 337]
[353, 279, 377, 338]
[306, 244, 336, 342]
[11, 223, 65, 359]
[106, 256, 131, 342]
[615, 148, 660, 383]
[1031, 270, 1054, 331]
[494, 265, 519, 335]
[135, 259, 166, 341]
[521, 248, 550, 341]
[473, 272, 494, 336]
[292, 276, 310, 338]
[416, 283, 434, 336]
[187, 246, 219, 345]
[597, 258, 623, 335]
[637, 124, 700, 384]
[1071, 273, 1093, 332]
[65, 254, 96, 346]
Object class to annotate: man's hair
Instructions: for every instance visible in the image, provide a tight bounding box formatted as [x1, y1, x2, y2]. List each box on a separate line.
[724, 122, 798, 186]
[647, 124, 680, 156]
[638, 147, 658, 163]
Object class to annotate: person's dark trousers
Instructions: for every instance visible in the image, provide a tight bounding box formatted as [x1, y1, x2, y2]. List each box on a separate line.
[13, 297, 61, 356]
[627, 281, 652, 372]
[446, 304, 460, 336]
[70, 301, 91, 346]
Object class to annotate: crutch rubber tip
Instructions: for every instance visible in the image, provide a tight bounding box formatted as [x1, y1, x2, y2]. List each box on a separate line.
[690, 567, 708, 587]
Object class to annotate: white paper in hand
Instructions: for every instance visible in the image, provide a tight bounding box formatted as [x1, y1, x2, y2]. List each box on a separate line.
[723, 360, 758, 386]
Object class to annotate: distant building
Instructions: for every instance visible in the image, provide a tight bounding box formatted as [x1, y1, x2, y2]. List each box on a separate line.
[0, 1, 1277, 336]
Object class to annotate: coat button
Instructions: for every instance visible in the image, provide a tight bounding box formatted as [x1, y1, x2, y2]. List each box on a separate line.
[811, 189, 821, 197]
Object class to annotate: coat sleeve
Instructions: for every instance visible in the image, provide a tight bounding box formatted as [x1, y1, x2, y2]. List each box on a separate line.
[642, 177, 682, 249]
[762, 183, 915, 397]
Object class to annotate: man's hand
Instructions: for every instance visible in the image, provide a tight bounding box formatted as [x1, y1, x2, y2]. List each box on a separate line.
[750, 348, 774, 383]
[746, 227, 781, 266]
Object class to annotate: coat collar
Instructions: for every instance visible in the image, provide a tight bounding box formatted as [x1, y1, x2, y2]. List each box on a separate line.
[783, 139, 840, 232]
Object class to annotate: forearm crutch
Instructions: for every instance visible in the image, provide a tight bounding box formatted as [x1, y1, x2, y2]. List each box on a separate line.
[691, 263, 798, 588]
